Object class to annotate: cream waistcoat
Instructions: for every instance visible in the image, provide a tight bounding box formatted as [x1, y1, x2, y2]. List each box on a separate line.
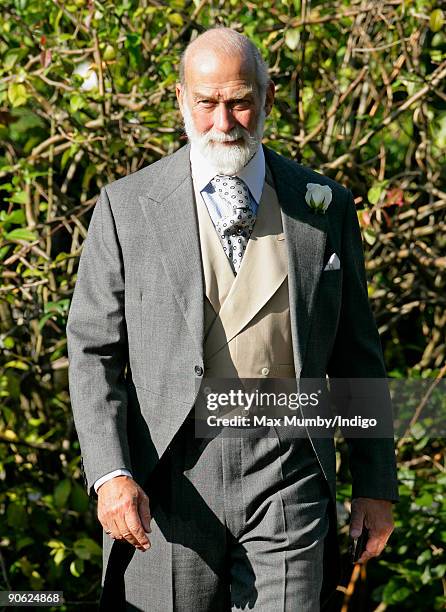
[195, 172, 296, 379]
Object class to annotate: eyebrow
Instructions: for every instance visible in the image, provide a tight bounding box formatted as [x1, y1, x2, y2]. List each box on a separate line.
[192, 87, 254, 102]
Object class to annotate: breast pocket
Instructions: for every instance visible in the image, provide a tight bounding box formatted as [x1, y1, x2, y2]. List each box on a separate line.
[313, 268, 343, 350]
[321, 267, 342, 281]
[318, 268, 343, 300]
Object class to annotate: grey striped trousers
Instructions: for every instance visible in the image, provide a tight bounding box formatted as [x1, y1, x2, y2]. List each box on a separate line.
[100, 419, 331, 611]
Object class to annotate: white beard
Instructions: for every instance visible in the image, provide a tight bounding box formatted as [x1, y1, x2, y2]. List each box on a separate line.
[182, 99, 266, 175]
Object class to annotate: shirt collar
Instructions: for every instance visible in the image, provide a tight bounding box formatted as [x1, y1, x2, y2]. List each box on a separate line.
[190, 142, 265, 204]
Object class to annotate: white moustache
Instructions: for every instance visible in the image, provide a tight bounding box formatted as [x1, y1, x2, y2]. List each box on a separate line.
[203, 128, 247, 144]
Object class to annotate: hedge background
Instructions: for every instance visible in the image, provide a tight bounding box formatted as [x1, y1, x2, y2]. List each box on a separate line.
[0, 0, 445, 610]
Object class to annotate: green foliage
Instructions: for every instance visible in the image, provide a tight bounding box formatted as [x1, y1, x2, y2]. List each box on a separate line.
[337, 435, 446, 610]
[376, 448, 445, 609]
[0, 0, 445, 609]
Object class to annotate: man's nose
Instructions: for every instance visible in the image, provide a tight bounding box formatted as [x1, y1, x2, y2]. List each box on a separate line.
[213, 103, 235, 133]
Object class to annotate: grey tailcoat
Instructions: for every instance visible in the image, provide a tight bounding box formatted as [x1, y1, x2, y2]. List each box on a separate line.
[66, 142, 399, 599]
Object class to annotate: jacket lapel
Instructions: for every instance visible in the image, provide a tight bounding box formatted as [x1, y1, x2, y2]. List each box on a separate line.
[211, 180, 287, 350]
[137, 143, 204, 356]
[263, 145, 328, 378]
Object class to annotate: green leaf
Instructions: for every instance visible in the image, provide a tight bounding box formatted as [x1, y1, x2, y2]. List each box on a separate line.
[30, 570, 43, 591]
[410, 422, 426, 439]
[7, 191, 28, 204]
[61, 144, 79, 171]
[47, 540, 66, 550]
[70, 558, 84, 577]
[103, 44, 117, 61]
[4, 360, 29, 370]
[0, 245, 11, 261]
[38, 312, 56, 330]
[417, 549, 432, 565]
[70, 482, 89, 513]
[54, 252, 70, 263]
[70, 94, 85, 113]
[54, 479, 72, 508]
[168, 12, 184, 26]
[73, 537, 102, 560]
[17, 536, 34, 551]
[368, 184, 383, 205]
[382, 579, 411, 604]
[125, 32, 142, 69]
[433, 564, 446, 578]
[285, 29, 300, 51]
[3, 337, 15, 349]
[7, 503, 28, 529]
[431, 113, 446, 150]
[414, 435, 429, 451]
[44, 299, 70, 315]
[82, 163, 97, 191]
[421, 565, 431, 584]
[391, 586, 411, 602]
[414, 492, 433, 507]
[4, 51, 21, 71]
[363, 227, 376, 246]
[4, 228, 37, 242]
[54, 548, 66, 566]
[2, 209, 26, 226]
[4, 371, 20, 399]
[7, 82, 28, 107]
[8, 109, 45, 134]
[430, 9, 444, 32]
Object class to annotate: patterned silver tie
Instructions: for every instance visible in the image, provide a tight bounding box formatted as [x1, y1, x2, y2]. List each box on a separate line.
[211, 175, 256, 273]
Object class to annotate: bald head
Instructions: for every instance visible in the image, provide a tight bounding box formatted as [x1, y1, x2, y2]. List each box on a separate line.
[179, 27, 269, 101]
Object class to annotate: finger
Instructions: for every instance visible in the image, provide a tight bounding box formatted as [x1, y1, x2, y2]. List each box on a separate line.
[356, 534, 385, 563]
[125, 507, 151, 550]
[124, 509, 151, 550]
[366, 536, 382, 556]
[98, 504, 119, 539]
[349, 506, 365, 539]
[139, 493, 152, 533]
[98, 514, 113, 537]
[114, 513, 140, 547]
[356, 550, 373, 564]
[368, 531, 388, 556]
[103, 516, 120, 541]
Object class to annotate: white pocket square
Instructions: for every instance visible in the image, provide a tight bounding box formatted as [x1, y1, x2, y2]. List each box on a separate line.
[323, 253, 340, 271]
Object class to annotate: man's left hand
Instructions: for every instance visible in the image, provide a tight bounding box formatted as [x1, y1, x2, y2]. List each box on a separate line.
[349, 497, 394, 563]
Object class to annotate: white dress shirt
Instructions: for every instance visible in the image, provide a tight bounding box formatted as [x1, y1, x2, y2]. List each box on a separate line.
[93, 143, 265, 493]
[189, 142, 265, 225]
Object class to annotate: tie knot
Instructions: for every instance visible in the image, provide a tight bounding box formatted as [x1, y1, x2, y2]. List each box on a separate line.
[210, 175, 250, 207]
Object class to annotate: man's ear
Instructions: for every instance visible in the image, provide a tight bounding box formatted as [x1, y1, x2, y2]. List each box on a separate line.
[176, 83, 184, 113]
[264, 80, 275, 116]
[175, 83, 183, 110]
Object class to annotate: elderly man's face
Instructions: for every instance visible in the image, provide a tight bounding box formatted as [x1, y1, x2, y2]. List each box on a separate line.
[176, 49, 274, 174]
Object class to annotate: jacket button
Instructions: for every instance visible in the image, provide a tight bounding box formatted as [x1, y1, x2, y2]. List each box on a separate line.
[194, 365, 203, 376]
[261, 367, 270, 376]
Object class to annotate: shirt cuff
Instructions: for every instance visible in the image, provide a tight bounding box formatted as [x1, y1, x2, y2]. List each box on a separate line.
[94, 469, 133, 493]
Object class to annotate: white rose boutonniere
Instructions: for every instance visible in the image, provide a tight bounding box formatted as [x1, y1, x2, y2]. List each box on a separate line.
[305, 183, 333, 214]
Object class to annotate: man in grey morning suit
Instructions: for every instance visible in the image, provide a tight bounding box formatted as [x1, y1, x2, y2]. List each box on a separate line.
[66, 27, 399, 611]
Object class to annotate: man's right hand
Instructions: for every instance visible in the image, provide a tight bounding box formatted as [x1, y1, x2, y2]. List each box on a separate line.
[97, 475, 152, 551]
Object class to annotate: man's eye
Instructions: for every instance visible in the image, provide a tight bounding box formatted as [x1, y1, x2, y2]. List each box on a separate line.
[232, 101, 251, 110]
[198, 100, 214, 107]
